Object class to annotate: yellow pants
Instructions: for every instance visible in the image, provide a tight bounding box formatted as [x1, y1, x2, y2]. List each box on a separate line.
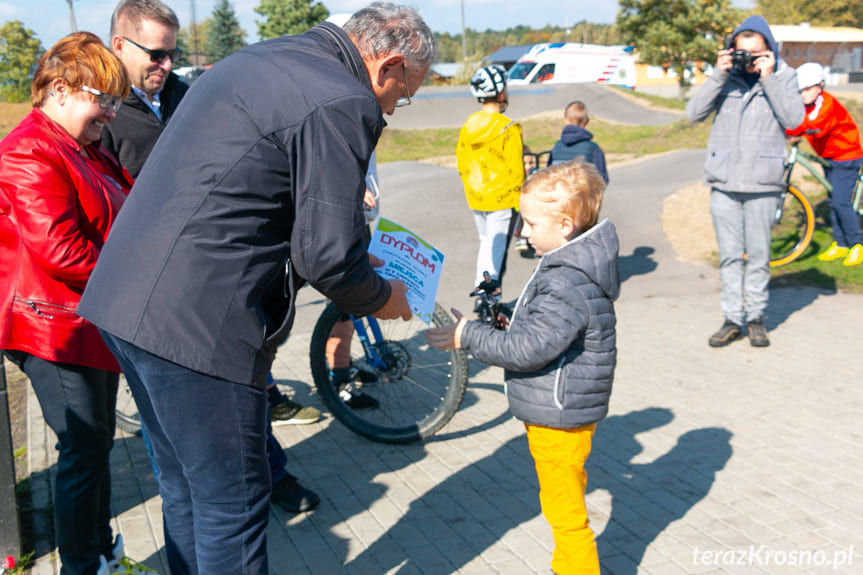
[525, 423, 600, 575]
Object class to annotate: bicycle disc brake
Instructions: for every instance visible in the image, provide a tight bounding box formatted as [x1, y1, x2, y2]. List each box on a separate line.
[373, 341, 411, 382]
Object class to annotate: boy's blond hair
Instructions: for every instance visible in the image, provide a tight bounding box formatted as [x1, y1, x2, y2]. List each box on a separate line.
[522, 160, 604, 233]
[564, 100, 589, 127]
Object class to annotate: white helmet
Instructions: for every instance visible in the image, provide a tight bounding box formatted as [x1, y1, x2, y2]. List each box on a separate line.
[470, 65, 507, 100]
[797, 62, 825, 90]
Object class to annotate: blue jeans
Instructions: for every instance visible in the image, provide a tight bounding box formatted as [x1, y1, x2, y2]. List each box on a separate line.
[99, 332, 270, 575]
[710, 190, 778, 325]
[141, 380, 288, 485]
[4, 350, 117, 575]
[824, 157, 863, 247]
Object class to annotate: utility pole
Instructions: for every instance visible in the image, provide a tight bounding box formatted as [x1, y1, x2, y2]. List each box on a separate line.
[66, 0, 78, 33]
[460, 0, 467, 61]
[190, 0, 200, 67]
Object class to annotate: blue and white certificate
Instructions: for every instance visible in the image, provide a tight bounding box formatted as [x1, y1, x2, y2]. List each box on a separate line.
[368, 218, 444, 324]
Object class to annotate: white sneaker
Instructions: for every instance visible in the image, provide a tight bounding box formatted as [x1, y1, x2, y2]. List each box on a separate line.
[96, 535, 158, 574]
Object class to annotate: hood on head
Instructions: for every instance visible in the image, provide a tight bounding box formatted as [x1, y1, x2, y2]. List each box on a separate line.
[543, 219, 620, 301]
[727, 15, 778, 72]
[561, 124, 593, 146]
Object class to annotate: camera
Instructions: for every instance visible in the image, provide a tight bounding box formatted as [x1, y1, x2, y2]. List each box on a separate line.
[731, 49, 758, 72]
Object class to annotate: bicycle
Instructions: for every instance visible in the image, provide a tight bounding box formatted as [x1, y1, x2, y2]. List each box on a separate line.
[309, 301, 469, 444]
[769, 139, 863, 267]
[470, 289, 506, 330]
[113, 303, 470, 444]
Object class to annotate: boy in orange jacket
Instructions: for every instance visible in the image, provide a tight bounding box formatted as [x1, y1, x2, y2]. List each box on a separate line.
[787, 62, 863, 266]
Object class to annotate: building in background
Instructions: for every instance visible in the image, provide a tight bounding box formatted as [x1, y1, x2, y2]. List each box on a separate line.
[771, 23, 863, 83]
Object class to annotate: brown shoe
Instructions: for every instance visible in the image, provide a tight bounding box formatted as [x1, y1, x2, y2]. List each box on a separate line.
[746, 319, 770, 347]
[709, 320, 743, 347]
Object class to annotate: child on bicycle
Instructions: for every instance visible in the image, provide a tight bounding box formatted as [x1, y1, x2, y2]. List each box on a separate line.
[426, 160, 619, 575]
[786, 62, 863, 266]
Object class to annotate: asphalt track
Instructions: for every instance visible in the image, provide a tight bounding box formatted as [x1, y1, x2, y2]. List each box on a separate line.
[386, 83, 684, 130]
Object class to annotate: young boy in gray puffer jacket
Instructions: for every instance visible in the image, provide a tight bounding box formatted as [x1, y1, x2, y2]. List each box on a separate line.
[426, 160, 619, 575]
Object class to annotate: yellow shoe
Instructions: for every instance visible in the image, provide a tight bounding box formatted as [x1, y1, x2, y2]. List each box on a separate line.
[843, 244, 863, 266]
[818, 242, 849, 261]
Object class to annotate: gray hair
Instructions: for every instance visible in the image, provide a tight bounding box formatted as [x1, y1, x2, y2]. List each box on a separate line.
[343, 3, 437, 75]
[111, 0, 180, 37]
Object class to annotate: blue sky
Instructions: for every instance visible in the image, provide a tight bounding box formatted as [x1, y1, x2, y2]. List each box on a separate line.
[4, 0, 755, 55]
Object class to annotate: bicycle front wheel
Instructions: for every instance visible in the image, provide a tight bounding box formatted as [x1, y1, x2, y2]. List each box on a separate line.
[309, 301, 469, 444]
[770, 185, 815, 267]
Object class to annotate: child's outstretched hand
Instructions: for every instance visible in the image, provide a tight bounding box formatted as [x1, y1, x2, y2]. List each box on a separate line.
[425, 308, 467, 350]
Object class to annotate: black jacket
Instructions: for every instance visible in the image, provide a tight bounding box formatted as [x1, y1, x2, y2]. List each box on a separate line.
[101, 73, 189, 178]
[79, 23, 390, 386]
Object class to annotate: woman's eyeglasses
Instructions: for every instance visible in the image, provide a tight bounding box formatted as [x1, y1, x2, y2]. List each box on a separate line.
[123, 36, 182, 63]
[80, 85, 123, 113]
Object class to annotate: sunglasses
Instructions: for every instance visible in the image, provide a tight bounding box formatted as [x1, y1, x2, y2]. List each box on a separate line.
[80, 85, 123, 113]
[123, 36, 182, 63]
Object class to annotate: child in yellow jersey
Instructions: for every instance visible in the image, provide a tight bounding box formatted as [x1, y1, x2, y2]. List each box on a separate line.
[457, 65, 525, 290]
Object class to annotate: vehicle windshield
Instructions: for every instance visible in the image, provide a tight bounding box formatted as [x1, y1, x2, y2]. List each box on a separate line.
[507, 62, 536, 81]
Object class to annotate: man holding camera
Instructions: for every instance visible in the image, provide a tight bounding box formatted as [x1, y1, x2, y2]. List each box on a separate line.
[687, 15, 803, 348]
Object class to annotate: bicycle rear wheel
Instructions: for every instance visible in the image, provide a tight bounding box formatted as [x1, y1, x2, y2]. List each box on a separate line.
[770, 185, 815, 267]
[309, 301, 469, 444]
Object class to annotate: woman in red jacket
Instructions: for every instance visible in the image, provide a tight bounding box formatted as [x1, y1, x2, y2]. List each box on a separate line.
[0, 32, 133, 575]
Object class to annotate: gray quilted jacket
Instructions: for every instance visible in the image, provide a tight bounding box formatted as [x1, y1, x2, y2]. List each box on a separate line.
[461, 219, 620, 429]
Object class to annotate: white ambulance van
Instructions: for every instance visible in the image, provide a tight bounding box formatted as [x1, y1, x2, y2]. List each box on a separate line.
[506, 43, 636, 89]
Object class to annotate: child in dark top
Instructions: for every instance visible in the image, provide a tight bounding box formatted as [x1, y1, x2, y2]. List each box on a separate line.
[427, 160, 619, 575]
[548, 101, 609, 184]
[787, 62, 863, 266]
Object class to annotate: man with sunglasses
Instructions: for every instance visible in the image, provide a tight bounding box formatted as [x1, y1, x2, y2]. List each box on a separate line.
[102, 0, 188, 179]
[79, 3, 435, 573]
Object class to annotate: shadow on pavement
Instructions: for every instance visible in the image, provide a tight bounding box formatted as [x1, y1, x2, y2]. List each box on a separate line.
[427, 382, 512, 444]
[588, 408, 733, 574]
[619, 246, 659, 283]
[342, 434, 539, 574]
[765, 276, 836, 330]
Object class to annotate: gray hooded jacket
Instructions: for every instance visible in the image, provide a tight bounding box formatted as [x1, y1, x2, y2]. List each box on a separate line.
[686, 15, 804, 194]
[461, 219, 620, 429]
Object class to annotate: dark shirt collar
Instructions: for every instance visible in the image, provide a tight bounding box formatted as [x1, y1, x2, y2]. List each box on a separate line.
[308, 22, 372, 93]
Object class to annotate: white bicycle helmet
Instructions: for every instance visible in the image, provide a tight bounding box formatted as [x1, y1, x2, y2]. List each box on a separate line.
[796, 62, 825, 90]
[470, 65, 507, 100]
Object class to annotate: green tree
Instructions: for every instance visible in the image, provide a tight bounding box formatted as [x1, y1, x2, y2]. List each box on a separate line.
[618, 0, 740, 94]
[206, 0, 247, 63]
[0, 20, 44, 103]
[254, 0, 329, 41]
[755, 0, 863, 27]
[178, 19, 212, 66]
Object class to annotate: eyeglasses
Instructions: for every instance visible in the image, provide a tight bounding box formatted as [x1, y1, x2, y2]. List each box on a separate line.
[395, 64, 411, 108]
[80, 85, 123, 113]
[123, 36, 182, 63]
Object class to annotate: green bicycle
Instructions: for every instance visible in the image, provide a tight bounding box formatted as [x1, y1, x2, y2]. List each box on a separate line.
[769, 140, 863, 267]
